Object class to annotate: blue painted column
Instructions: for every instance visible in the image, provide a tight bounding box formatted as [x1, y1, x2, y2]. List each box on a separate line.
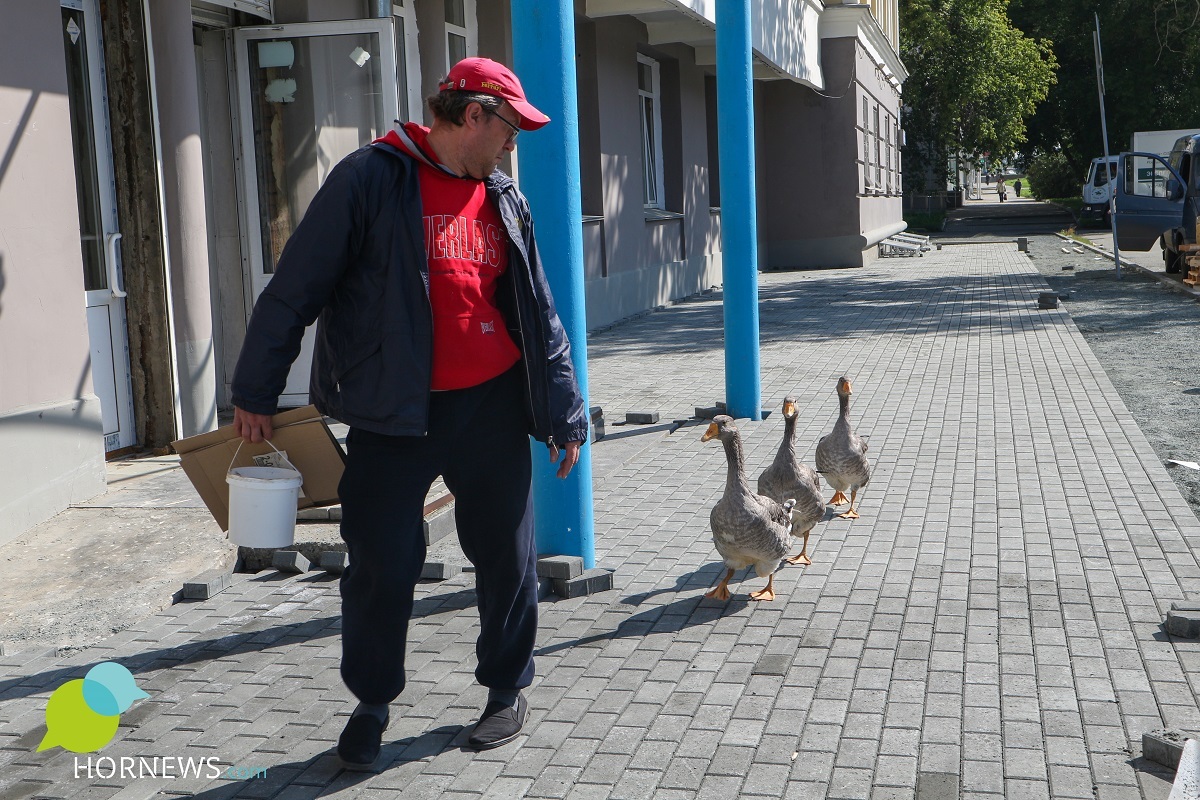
[716, 0, 762, 420]
[511, 1, 596, 567]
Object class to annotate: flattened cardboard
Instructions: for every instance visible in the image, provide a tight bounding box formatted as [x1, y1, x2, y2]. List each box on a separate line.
[172, 406, 345, 531]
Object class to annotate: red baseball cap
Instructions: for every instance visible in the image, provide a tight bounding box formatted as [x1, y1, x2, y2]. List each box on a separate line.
[439, 57, 550, 131]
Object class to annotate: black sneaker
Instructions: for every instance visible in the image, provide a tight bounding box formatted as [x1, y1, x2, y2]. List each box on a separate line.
[336, 709, 389, 770]
[467, 693, 527, 750]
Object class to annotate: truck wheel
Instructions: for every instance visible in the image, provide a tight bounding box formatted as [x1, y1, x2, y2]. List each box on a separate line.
[1165, 247, 1182, 274]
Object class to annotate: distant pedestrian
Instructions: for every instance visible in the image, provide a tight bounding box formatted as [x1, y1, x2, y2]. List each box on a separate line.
[984, 172, 991, 185]
[998, 178, 1007, 202]
[1014, 179, 1023, 198]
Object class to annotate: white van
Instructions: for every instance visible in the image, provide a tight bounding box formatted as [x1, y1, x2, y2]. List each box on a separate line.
[1082, 155, 1119, 221]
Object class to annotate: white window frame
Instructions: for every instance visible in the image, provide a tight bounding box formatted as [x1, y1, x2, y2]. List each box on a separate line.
[874, 105, 882, 194]
[885, 114, 892, 193]
[862, 96, 871, 192]
[637, 54, 665, 209]
[392, 1, 422, 123]
[444, 0, 477, 70]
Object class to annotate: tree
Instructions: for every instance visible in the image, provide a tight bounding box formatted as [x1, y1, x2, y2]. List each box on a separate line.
[901, 0, 1058, 191]
[1008, 0, 1200, 178]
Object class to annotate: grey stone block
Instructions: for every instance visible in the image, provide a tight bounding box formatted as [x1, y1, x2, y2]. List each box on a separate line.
[695, 406, 721, 420]
[751, 654, 791, 676]
[424, 507, 456, 545]
[1143, 729, 1200, 770]
[1017, 237, 1028, 252]
[536, 555, 585, 581]
[715, 401, 727, 411]
[421, 562, 462, 580]
[319, 551, 349, 575]
[296, 504, 342, 522]
[182, 570, 232, 601]
[552, 568, 614, 599]
[591, 406, 605, 443]
[1165, 605, 1200, 637]
[1038, 292, 1059, 309]
[626, 411, 660, 425]
[916, 771, 959, 800]
[271, 550, 311, 574]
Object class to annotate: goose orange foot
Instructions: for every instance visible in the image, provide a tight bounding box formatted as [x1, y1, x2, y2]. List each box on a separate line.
[827, 491, 849, 506]
[705, 585, 731, 601]
[786, 553, 811, 565]
[836, 509, 860, 520]
[705, 568, 735, 601]
[749, 576, 776, 601]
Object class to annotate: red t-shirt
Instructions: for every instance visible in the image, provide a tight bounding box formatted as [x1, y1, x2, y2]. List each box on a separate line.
[375, 124, 521, 390]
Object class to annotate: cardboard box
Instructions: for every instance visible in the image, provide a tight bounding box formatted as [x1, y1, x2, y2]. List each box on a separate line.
[172, 406, 345, 531]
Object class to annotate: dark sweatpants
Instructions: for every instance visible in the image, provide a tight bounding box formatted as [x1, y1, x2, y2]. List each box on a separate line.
[337, 366, 538, 705]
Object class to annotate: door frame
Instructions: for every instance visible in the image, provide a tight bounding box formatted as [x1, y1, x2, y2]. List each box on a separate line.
[62, 0, 137, 451]
[231, 18, 400, 405]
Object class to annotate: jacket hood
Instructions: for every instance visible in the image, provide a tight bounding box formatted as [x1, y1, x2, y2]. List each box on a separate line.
[371, 123, 515, 193]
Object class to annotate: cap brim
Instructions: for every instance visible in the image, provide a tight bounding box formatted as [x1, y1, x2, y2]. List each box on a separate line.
[509, 97, 551, 131]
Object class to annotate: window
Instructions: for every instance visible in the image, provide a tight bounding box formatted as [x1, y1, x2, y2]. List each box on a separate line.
[1124, 154, 1176, 198]
[638, 54, 665, 209]
[444, 0, 476, 68]
[862, 97, 870, 190]
[874, 105, 881, 192]
[885, 114, 892, 192]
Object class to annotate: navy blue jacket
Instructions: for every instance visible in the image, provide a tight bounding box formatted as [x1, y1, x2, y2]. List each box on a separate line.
[231, 142, 588, 448]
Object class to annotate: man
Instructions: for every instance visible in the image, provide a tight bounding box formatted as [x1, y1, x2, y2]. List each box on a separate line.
[230, 57, 588, 770]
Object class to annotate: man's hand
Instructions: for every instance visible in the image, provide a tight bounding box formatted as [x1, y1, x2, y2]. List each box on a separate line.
[233, 406, 274, 443]
[549, 440, 583, 479]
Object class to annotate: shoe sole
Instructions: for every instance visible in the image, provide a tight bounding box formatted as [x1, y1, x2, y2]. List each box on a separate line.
[468, 728, 523, 750]
[468, 697, 527, 750]
[336, 755, 380, 772]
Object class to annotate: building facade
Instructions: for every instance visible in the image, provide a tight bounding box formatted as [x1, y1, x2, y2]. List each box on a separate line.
[0, 0, 903, 543]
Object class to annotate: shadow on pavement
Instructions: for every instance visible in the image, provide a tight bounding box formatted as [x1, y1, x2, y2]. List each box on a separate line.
[0, 588, 481, 703]
[589, 270, 1076, 364]
[535, 568, 769, 658]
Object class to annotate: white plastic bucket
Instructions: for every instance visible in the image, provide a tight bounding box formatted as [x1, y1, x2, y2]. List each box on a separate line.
[226, 465, 303, 548]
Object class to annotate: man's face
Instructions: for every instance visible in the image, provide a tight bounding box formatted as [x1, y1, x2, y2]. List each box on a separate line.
[463, 102, 519, 180]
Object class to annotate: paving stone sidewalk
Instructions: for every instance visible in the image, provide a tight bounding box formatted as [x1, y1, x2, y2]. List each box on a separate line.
[3, 242, 1199, 799]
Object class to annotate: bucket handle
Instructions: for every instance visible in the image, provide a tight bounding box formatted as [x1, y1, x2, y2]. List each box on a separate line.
[228, 438, 300, 476]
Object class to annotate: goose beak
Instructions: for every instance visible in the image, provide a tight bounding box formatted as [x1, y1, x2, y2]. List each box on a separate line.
[782, 400, 797, 416]
[701, 424, 719, 442]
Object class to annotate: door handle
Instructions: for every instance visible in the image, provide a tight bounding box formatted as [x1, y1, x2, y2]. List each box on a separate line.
[105, 232, 127, 298]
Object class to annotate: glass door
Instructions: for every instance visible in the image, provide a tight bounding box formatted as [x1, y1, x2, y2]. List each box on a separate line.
[234, 20, 399, 406]
[61, 0, 135, 451]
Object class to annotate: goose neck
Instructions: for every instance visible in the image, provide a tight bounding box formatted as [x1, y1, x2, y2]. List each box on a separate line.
[778, 414, 797, 460]
[723, 433, 754, 496]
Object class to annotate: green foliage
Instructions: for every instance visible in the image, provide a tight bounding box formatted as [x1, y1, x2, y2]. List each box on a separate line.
[903, 210, 947, 231]
[1024, 151, 1080, 199]
[900, 0, 1058, 191]
[1007, 1, 1200, 175]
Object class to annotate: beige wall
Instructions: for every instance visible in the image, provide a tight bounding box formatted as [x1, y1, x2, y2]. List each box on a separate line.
[0, 2, 106, 543]
[0, 3, 95, 414]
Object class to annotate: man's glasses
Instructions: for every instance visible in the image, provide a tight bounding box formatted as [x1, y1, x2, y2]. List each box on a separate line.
[484, 107, 520, 143]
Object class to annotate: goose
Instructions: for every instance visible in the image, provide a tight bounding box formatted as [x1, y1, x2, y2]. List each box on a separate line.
[702, 415, 795, 601]
[758, 396, 825, 565]
[815, 377, 871, 520]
